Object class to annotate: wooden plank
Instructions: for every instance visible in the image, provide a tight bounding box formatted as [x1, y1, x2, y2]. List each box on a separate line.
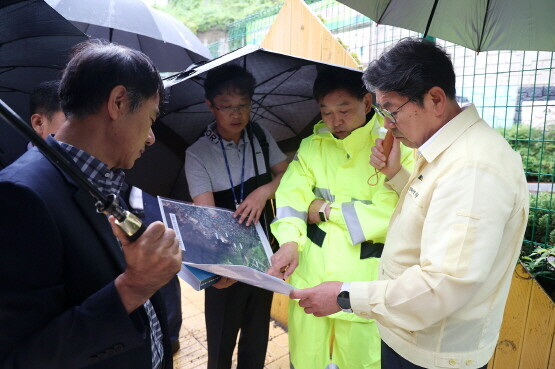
[305, 16, 324, 61]
[261, 0, 292, 54]
[320, 31, 334, 64]
[288, 0, 302, 57]
[261, 0, 358, 69]
[519, 271, 555, 369]
[490, 264, 533, 369]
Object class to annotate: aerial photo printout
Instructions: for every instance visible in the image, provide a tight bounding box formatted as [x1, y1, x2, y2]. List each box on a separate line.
[157, 197, 294, 294]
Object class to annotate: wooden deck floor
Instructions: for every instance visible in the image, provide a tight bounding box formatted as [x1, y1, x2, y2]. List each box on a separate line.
[173, 280, 290, 369]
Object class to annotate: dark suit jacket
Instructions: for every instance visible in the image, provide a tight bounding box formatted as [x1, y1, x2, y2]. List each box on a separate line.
[0, 138, 172, 369]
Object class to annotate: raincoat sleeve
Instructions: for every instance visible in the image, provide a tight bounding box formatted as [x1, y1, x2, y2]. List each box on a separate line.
[328, 145, 415, 245]
[270, 141, 316, 251]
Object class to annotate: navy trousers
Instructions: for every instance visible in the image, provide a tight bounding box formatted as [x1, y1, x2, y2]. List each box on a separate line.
[205, 282, 273, 369]
[381, 340, 488, 369]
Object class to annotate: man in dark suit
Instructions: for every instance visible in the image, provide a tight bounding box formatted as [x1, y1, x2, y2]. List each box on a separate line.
[0, 40, 181, 368]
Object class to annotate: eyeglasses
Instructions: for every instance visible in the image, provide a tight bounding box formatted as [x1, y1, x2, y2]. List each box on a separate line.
[372, 99, 412, 124]
[213, 104, 251, 114]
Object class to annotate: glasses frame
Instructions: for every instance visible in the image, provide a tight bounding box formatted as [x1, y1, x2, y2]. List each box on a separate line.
[372, 99, 413, 124]
[212, 103, 252, 115]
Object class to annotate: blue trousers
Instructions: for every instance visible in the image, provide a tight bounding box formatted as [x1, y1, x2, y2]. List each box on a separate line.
[381, 340, 488, 369]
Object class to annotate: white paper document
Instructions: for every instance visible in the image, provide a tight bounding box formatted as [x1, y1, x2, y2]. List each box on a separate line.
[187, 263, 294, 295]
[157, 196, 295, 295]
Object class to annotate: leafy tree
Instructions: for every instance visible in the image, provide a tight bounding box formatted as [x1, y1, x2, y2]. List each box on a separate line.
[159, 0, 282, 33]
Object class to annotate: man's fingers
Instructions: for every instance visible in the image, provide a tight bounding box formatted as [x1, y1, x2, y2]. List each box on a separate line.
[267, 264, 284, 279]
[290, 288, 306, 300]
[283, 260, 297, 279]
[245, 208, 261, 226]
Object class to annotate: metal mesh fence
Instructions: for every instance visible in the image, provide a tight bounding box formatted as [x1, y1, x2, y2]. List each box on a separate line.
[209, 0, 554, 278]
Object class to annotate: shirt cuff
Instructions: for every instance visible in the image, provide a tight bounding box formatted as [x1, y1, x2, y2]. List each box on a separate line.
[350, 280, 388, 320]
[385, 167, 411, 195]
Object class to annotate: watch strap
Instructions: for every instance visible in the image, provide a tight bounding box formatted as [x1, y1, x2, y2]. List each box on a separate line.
[318, 201, 328, 222]
[337, 282, 353, 313]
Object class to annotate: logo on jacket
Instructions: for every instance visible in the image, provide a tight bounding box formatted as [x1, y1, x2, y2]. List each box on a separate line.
[408, 186, 419, 198]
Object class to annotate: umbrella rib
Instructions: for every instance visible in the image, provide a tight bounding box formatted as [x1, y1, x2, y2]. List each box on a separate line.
[253, 92, 314, 99]
[255, 96, 314, 109]
[251, 65, 311, 135]
[423, 0, 440, 38]
[0, 34, 83, 47]
[0, 65, 64, 70]
[250, 98, 302, 135]
[250, 109, 292, 129]
[376, 0, 392, 24]
[0, 86, 28, 94]
[477, 0, 491, 53]
[254, 65, 306, 88]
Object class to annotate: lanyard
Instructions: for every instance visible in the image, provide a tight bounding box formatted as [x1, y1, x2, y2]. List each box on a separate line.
[219, 131, 246, 209]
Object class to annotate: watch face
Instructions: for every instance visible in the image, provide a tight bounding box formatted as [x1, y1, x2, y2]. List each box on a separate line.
[337, 290, 351, 310]
[319, 211, 326, 222]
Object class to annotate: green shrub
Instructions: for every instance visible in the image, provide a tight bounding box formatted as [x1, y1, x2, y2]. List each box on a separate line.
[499, 124, 555, 182]
[521, 191, 555, 281]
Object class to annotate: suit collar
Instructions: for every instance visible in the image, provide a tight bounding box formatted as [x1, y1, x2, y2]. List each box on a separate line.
[44, 136, 126, 271]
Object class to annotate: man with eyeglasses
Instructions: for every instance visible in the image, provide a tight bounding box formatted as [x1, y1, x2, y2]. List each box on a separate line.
[267, 67, 414, 369]
[184, 64, 288, 369]
[289, 38, 529, 369]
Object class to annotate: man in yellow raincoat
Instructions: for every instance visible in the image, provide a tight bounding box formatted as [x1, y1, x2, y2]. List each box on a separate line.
[268, 68, 414, 369]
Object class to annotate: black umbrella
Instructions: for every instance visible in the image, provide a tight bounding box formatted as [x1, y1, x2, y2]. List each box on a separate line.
[125, 45, 363, 198]
[0, 0, 88, 168]
[45, 0, 212, 72]
[0, 0, 145, 239]
[161, 45, 363, 147]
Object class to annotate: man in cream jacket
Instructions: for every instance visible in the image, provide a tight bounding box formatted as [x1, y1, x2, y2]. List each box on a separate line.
[290, 38, 529, 369]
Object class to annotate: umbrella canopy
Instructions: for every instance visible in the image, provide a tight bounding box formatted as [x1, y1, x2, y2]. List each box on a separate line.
[161, 44, 363, 147]
[0, 0, 88, 168]
[124, 45, 362, 199]
[45, 0, 212, 72]
[337, 0, 555, 52]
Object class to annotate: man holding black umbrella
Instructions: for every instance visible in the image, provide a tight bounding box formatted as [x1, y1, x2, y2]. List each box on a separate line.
[0, 40, 181, 368]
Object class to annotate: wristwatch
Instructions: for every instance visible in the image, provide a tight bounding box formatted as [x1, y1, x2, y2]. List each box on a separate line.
[336, 282, 353, 313]
[318, 202, 328, 222]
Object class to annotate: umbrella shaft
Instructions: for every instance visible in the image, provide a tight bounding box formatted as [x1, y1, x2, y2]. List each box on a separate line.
[0, 98, 145, 240]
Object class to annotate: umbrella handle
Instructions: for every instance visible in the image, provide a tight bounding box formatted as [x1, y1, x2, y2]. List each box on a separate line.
[96, 195, 147, 242]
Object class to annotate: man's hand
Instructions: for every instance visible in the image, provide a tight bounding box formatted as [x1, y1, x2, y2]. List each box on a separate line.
[111, 217, 182, 313]
[233, 185, 271, 226]
[370, 135, 402, 179]
[307, 199, 329, 224]
[267, 242, 299, 279]
[289, 281, 343, 317]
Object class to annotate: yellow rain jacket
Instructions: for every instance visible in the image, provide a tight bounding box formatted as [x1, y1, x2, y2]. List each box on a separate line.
[272, 115, 415, 323]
